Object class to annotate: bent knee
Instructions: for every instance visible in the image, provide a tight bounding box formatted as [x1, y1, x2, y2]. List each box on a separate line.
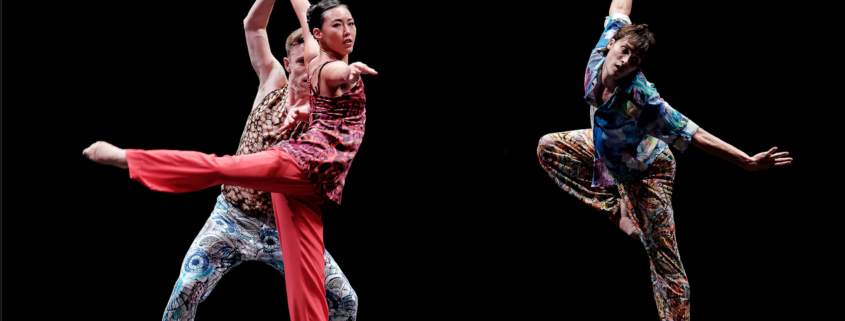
[538, 133, 558, 151]
[326, 285, 358, 319]
[537, 134, 560, 163]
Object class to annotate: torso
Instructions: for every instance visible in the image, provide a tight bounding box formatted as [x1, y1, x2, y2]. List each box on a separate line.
[279, 59, 366, 207]
[221, 85, 310, 220]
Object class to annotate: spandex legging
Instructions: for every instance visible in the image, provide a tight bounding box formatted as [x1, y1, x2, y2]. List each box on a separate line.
[162, 194, 357, 321]
[537, 129, 690, 321]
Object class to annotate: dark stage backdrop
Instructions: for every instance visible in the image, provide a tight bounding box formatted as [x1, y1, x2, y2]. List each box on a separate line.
[2, 0, 832, 320]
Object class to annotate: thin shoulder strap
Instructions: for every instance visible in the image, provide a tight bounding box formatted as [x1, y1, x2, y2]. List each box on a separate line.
[311, 60, 340, 96]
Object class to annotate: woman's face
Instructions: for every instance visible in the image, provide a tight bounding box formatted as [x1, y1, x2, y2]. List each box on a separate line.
[316, 6, 356, 56]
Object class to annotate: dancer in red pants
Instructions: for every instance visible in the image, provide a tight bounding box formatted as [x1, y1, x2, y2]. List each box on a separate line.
[83, 1, 375, 320]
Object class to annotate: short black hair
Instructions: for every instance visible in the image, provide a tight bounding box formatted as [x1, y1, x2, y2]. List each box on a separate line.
[306, 0, 348, 33]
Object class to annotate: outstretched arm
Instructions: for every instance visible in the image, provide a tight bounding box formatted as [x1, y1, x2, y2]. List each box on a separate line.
[609, 0, 632, 16]
[692, 128, 792, 171]
[244, 0, 286, 88]
[290, 0, 320, 66]
[318, 61, 378, 91]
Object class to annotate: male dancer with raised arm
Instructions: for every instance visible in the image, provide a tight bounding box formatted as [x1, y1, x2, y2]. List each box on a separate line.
[537, 1, 792, 320]
[159, 1, 357, 320]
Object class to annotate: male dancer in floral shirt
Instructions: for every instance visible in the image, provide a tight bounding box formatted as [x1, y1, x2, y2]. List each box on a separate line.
[537, 1, 792, 320]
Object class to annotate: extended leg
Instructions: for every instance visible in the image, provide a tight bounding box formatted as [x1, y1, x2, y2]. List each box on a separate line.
[621, 149, 690, 321]
[162, 197, 247, 321]
[125, 147, 316, 195]
[83, 141, 316, 195]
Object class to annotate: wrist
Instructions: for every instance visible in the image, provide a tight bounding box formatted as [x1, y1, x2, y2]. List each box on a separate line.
[739, 156, 755, 170]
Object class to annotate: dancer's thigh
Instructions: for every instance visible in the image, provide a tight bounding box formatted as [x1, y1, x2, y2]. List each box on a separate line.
[621, 149, 686, 280]
[163, 197, 248, 320]
[538, 129, 618, 214]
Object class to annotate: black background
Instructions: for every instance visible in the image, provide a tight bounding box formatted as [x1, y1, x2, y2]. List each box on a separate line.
[1, 0, 833, 320]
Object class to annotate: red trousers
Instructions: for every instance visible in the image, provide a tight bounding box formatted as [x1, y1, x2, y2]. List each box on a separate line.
[126, 148, 329, 321]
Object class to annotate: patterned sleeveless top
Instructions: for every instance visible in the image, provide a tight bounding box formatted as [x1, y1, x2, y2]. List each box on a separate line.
[222, 85, 310, 219]
[280, 60, 366, 207]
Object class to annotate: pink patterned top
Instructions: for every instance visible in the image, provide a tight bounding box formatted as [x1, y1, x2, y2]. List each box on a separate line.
[279, 60, 366, 207]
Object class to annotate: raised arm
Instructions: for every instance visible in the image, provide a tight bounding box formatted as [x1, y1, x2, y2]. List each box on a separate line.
[692, 128, 792, 171]
[244, 0, 286, 89]
[609, 0, 632, 16]
[290, 0, 320, 66]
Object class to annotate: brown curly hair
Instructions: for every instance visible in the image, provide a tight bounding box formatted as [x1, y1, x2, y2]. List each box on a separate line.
[601, 24, 656, 58]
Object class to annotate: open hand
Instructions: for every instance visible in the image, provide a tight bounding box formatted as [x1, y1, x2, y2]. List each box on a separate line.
[279, 105, 310, 134]
[348, 62, 377, 82]
[745, 147, 792, 171]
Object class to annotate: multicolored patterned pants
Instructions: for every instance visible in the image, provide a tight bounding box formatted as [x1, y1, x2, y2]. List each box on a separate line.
[162, 194, 358, 321]
[537, 129, 690, 321]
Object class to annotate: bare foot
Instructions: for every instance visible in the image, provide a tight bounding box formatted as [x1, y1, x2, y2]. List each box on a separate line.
[610, 198, 641, 241]
[83, 141, 128, 169]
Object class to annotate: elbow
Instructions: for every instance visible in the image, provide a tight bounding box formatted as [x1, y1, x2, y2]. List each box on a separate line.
[243, 15, 267, 32]
[243, 19, 258, 31]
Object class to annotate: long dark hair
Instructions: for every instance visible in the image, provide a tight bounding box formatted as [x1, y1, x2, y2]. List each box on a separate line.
[306, 0, 348, 33]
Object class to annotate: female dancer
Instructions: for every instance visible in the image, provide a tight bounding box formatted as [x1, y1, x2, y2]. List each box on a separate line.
[537, 1, 791, 320]
[83, 0, 375, 320]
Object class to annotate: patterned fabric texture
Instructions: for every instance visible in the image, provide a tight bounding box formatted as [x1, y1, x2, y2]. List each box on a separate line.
[583, 15, 699, 187]
[538, 130, 690, 321]
[222, 85, 310, 219]
[280, 61, 366, 207]
[162, 194, 358, 321]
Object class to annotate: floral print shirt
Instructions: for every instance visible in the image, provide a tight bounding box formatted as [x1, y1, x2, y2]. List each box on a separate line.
[583, 14, 699, 187]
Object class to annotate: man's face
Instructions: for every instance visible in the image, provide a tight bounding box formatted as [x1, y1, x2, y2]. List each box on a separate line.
[285, 43, 308, 94]
[604, 37, 643, 80]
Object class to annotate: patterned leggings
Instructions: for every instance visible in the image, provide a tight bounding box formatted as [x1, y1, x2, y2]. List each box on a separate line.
[537, 129, 690, 321]
[162, 195, 358, 321]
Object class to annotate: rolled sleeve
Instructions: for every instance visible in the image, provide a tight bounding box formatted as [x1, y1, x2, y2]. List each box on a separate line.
[595, 14, 632, 50]
[631, 74, 699, 152]
[604, 14, 632, 29]
[673, 119, 699, 152]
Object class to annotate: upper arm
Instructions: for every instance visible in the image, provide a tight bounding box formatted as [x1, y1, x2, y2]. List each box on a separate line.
[608, 0, 632, 16]
[244, 0, 286, 87]
[633, 74, 699, 151]
[244, 28, 286, 87]
[316, 61, 350, 90]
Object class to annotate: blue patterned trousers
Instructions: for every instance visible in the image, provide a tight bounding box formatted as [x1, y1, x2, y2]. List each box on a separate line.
[162, 194, 358, 321]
